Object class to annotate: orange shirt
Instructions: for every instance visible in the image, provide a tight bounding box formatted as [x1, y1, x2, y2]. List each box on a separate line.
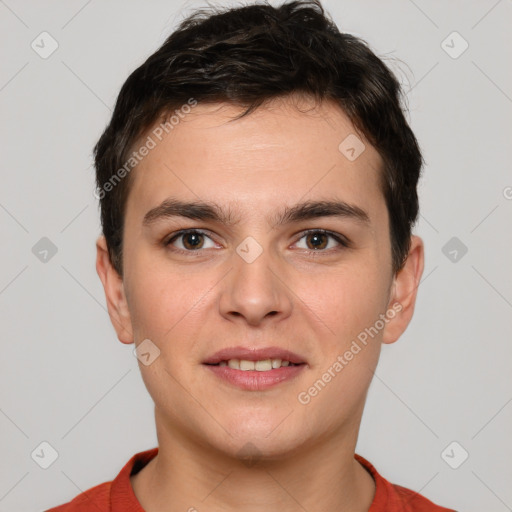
[46, 447, 456, 511]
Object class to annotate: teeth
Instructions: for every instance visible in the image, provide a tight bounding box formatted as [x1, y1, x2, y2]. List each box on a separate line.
[255, 359, 272, 371]
[228, 359, 240, 370]
[240, 360, 255, 371]
[221, 359, 294, 370]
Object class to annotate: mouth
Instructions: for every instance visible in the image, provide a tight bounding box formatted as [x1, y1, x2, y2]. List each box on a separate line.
[203, 346, 307, 390]
[205, 358, 303, 370]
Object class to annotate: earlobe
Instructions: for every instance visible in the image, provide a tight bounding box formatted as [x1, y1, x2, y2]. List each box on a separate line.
[382, 235, 425, 344]
[95, 235, 134, 344]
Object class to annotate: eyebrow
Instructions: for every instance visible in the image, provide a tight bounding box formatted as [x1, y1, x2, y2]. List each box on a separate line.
[142, 197, 370, 228]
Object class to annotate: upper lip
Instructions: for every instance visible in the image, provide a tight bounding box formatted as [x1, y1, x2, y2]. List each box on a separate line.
[203, 346, 306, 365]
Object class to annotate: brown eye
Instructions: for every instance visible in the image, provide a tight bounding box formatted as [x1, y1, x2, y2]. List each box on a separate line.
[295, 230, 348, 252]
[181, 232, 204, 250]
[305, 232, 328, 250]
[165, 230, 216, 252]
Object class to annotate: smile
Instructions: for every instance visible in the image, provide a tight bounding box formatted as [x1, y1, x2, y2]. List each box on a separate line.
[214, 358, 299, 371]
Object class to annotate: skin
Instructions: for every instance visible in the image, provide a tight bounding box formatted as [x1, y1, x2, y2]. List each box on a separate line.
[96, 95, 424, 512]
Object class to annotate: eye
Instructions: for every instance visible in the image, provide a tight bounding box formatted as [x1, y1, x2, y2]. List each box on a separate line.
[294, 229, 349, 252]
[164, 228, 350, 255]
[165, 229, 217, 253]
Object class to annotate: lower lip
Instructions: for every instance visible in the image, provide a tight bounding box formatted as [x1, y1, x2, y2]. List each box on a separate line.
[204, 364, 306, 390]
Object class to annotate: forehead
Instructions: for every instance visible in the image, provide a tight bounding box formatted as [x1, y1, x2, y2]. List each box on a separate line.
[125, 97, 385, 224]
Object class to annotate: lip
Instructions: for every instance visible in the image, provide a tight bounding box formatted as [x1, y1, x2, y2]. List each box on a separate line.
[202, 346, 307, 391]
[203, 346, 306, 365]
[205, 364, 306, 391]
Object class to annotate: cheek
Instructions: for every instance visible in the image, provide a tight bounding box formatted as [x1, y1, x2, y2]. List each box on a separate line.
[294, 269, 387, 428]
[126, 264, 203, 342]
[303, 264, 390, 343]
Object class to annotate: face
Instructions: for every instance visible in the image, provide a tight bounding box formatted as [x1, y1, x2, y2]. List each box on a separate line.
[97, 96, 424, 460]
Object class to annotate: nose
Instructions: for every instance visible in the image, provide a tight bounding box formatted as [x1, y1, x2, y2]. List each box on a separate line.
[218, 242, 293, 327]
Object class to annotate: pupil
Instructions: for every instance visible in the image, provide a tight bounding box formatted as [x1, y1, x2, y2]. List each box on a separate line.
[184, 233, 203, 249]
[309, 233, 326, 250]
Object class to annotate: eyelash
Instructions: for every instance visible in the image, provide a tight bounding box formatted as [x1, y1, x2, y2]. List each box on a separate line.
[163, 228, 350, 256]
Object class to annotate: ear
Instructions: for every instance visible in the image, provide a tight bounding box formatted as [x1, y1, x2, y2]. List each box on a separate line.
[382, 235, 425, 344]
[95, 235, 134, 344]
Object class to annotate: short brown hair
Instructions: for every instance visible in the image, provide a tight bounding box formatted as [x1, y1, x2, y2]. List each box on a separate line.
[94, 0, 423, 276]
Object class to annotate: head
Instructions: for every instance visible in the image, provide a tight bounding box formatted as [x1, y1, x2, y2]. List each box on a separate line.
[95, 0, 424, 460]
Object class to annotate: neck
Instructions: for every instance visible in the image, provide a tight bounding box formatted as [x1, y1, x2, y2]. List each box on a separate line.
[131, 419, 375, 512]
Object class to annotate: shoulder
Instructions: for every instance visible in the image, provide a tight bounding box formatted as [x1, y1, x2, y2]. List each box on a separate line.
[354, 454, 457, 511]
[390, 484, 456, 512]
[391, 483, 457, 511]
[45, 481, 111, 512]
[44, 447, 158, 512]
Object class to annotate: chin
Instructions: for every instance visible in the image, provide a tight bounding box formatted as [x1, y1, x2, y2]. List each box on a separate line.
[210, 416, 309, 462]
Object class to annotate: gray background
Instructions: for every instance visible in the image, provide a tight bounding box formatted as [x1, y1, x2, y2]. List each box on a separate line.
[1, 1, 511, 511]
